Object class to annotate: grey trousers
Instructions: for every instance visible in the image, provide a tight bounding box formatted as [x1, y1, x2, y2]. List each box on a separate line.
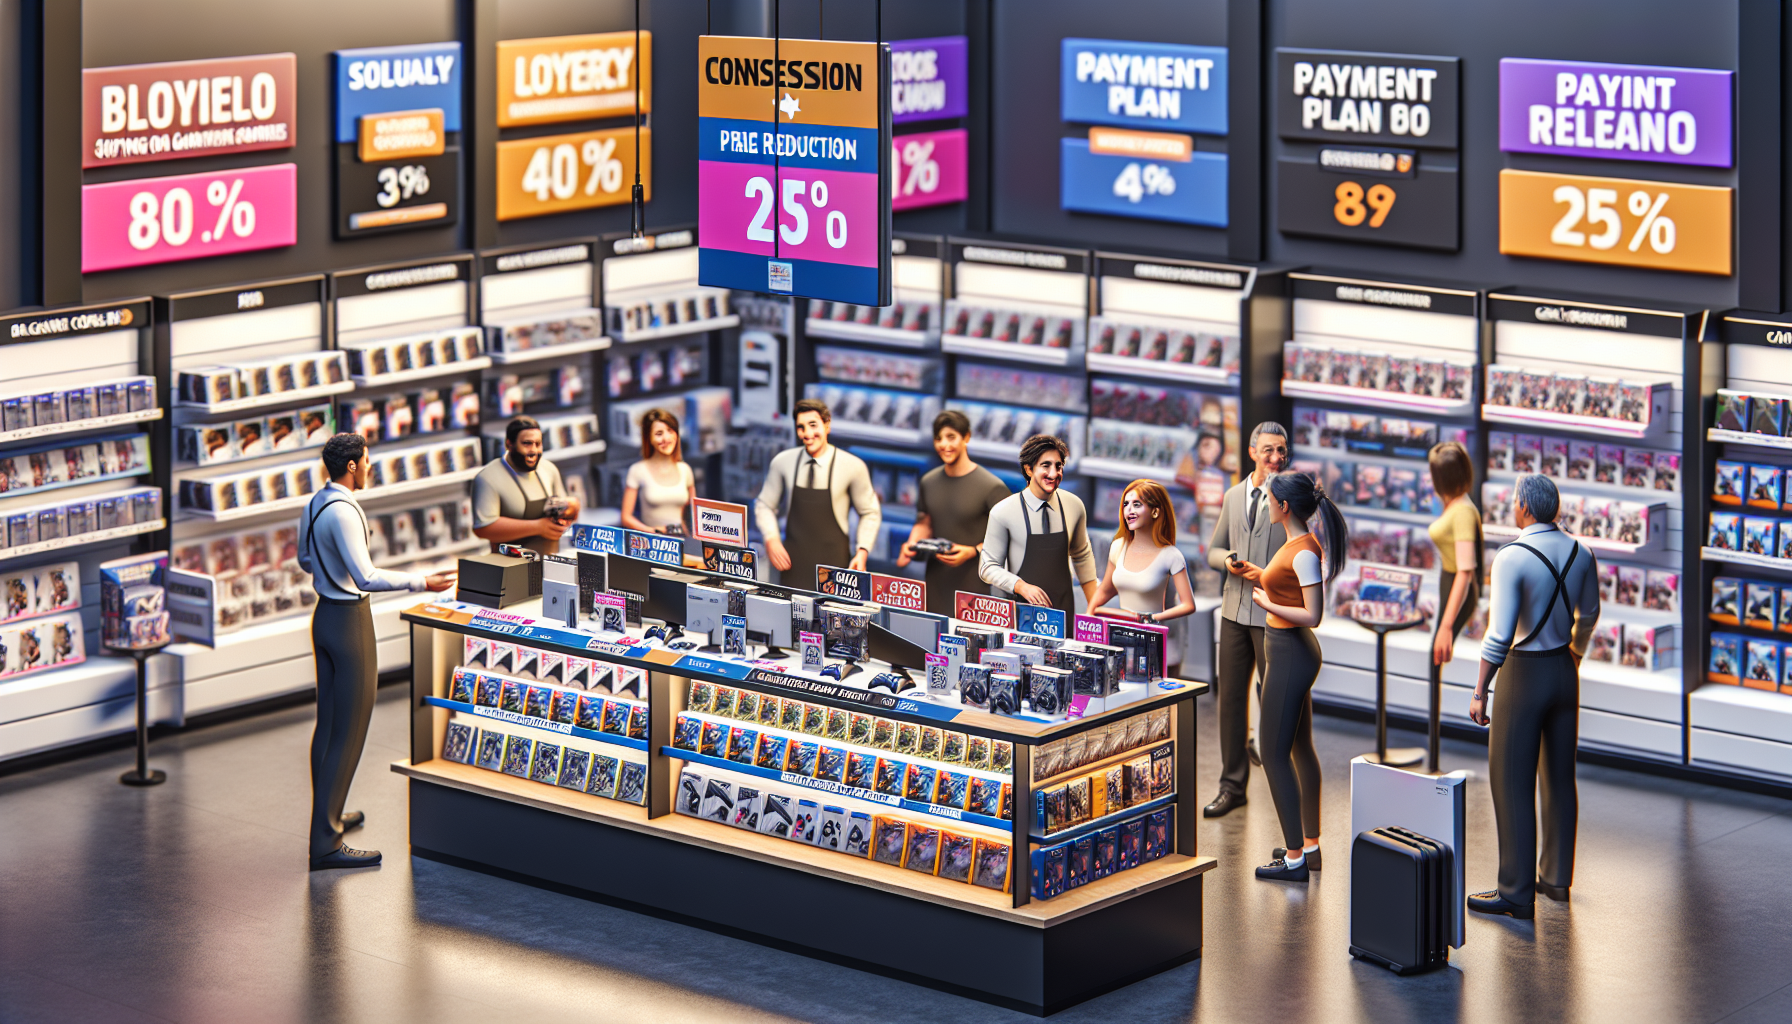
[1488, 647, 1579, 905]
[1215, 617, 1265, 797]
[1262, 624, 1323, 849]
[310, 596, 377, 858]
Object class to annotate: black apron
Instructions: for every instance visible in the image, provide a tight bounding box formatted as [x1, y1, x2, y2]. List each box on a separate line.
[781, 451, 851, 590]
[1015, 494, 1074, 616]
[496, 456, 552, 556]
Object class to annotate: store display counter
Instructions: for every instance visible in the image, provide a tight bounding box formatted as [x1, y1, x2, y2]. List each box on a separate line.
[399, 599, 1212, 1015]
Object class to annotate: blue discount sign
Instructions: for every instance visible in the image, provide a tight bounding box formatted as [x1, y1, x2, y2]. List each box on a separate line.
[1060, 39, 1228, 135]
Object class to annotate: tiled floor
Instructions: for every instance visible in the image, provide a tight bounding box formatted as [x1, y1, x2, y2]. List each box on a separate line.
[3, 683, 1790, 1024]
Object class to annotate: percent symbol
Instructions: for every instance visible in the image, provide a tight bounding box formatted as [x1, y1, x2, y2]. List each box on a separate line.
[1626, 191, 1675, 253]
[901, 140, 938, 196]
[582, 138, 623, 195]
[202, 178, 255, 243]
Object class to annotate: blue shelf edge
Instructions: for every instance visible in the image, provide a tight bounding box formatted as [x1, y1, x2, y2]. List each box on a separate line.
[426, 695, 650, 752]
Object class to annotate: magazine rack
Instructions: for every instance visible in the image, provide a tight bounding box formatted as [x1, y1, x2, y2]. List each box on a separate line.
[1353, 616, 1428, 768]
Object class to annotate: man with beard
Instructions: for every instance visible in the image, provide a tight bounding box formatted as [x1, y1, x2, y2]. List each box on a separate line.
[472, 416, 580, 556]
[1202, 421, 1290, 819]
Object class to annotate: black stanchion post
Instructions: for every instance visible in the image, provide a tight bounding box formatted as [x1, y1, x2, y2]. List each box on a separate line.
[119, 646, 168, 787]
[1359, 618, 1425, 768]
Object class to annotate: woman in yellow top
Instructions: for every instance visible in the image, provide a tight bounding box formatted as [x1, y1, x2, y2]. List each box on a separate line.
[1425, 441, 1482, 769]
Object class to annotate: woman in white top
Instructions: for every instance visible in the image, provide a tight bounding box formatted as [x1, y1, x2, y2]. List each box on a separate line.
[621, 408, 697, 533]
[1088, 479, 1197, 672]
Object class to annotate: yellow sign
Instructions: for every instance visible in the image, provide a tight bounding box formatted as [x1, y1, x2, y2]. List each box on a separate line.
[497, 32, 652, 128]
[496, 126, 649, 221]
[698, 35, 880, 129]
[358, 109, 444, 162]
[1498, 168, 1731, 276]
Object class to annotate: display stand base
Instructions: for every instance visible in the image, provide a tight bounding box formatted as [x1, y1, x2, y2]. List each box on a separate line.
[119, 768, 167, 786]
[408, 777, 1205, 1016]
[1360, 747, 1426, 768]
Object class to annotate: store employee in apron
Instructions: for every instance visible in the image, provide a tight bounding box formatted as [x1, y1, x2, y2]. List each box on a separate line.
[755, 398, 882, 588]
[471, 416, 579, 556]
[979, 434, 1098, 615]
[299, 434, 455, 870]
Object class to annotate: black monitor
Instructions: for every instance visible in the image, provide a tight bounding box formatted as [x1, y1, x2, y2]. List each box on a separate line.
[883, 608, 946, 656]
[868, 621, 930, 671]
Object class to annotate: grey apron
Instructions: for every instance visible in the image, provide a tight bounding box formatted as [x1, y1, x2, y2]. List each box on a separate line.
[1016, 493, 1074, 615]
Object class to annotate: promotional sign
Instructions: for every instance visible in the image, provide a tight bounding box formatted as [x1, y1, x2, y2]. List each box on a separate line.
[497, 32, 651, 128]
[333, 43, 462, 236]
[496, 126, 648, 221]
[690, 497, 749, 546]
[83, 54, 297, 169]
[816, 564, 869, 601]
[890, 36, 967, 123]
[703, 543, 757, 581]
[955, 591, 1015, 629]
[1276, 49, 1459, 148]
[569, 522, 626, 556]
[1061, 39, 1227, 134]
[1498, 168, 1731, 275]
[870, 572, 925, 612]
[1276, 152, 1458, 250]
[696, 35, 892, 305]
[1061, 131, 1228, 226]
[891, 128, 968, 211]
[1073, 613, 1109, 644]
[82, 163, 297, 272]
[1499, 58, 1733, 167]
[1015, 605, 1067, 639]
[625, 529, 684, 566]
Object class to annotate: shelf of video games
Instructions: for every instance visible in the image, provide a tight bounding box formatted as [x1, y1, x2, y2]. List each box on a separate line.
[596, 229, 732, 508]
[804, 234, 948, 453]
[1695, 312, 1792, 781]
[1483, 294, 1694, 761]
[1281, 273, 1485, 720]
[0, 299, 173, 762]
[397, 546, 1210, 994]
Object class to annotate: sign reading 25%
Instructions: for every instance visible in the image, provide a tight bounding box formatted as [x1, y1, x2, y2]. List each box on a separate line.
[1499, 168, 1731, 275]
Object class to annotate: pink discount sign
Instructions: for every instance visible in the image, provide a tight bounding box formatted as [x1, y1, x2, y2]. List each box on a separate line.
[82, 162, 298, 272]
[892, 128, 968, 211]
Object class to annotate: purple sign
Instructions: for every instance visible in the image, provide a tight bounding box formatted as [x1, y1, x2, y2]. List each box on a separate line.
[890, 36, 968, 124]
[1499, 57, 1732, 167]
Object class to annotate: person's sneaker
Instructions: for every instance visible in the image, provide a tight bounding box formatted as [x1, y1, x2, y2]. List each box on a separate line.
[310, 845, 382, 871]
[1467, 890, 1533, 919]
[1274, 846, 1321, 870]
[1255, 855, 1309, 882]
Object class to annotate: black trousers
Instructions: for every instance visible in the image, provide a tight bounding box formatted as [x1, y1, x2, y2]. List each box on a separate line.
[1215, 617, 1264, 797]
[1489, 647, 1579, 904]
[310, 596, 377, 858]
[1262, 624, 1323, 849]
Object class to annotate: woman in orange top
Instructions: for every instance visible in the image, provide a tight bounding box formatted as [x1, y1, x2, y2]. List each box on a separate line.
[1233, 470, 1347, 882]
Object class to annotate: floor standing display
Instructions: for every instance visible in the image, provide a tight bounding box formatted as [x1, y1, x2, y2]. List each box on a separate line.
[1280, 272, 1482, 720]
[0, 301, 167, 760]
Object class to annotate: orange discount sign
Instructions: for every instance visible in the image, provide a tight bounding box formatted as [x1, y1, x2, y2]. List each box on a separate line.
[495, 126, 649, 221]
[1498, 168, 1731, 276]
[497, 32, 651, 128]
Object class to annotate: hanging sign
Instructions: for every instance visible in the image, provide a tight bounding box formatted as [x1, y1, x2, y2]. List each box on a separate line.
[496, 125, 648, 220]
[82, 163, 298, 272]
[497, 31, 652, 127]
[332, 43, 462, 237]
[1498, 168, 1731, 275]
[83, 54, 297, 169]
[1499, 58, 1733, 168]
[696, 35, 892, 305]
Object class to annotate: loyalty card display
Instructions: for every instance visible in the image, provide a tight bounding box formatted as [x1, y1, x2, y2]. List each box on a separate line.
[1499, 59, 1733, 167]
[1499, 169, 1731, 275]
[497, 32, 651, 127]
[1275, 49, 1461, 251]
[697, 35, 892, 306]
[82, 163, 297, 273]
[1059, 39, 1228, 228]
[333, 43, 462, 237]
[83, 54, 296, 169]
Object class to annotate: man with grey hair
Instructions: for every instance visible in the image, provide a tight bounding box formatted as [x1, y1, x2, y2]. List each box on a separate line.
[1468, 473, 1600, 919]
[1202, 420, 1289, 818]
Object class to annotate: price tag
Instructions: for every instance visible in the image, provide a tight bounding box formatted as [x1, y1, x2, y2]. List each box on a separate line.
[1498, 168, 1731, 275]
[496, 126, 648, 221]
[1276, 154, 1459, 251]
[891, 128, 967, 211]
[82, 163, 296, 272]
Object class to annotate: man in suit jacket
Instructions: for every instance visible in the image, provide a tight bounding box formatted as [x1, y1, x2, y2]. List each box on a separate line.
[1202, 421, 1289, 818]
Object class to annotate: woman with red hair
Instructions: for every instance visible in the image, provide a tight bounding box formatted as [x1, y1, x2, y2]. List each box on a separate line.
[1088, 479, 1198, 675]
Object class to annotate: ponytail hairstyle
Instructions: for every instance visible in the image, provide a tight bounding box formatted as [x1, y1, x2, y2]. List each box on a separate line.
[1268, 470, 1347, 583]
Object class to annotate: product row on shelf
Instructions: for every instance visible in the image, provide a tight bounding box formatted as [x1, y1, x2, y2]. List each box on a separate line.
[441, 720, 649, 806]
[176, 352, 351, 410]
[177, 438, 480, 515]
[3, 487, 163, 553]
[178, 406, 335, 465]
[344, 389, 480, 442]
[1490, 432, 1679, 493]
[339, 327, 488, 381]
[0, 435, 152, 496]
[0, 376, 158, 439]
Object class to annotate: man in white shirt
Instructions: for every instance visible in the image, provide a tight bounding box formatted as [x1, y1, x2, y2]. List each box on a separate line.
[1468, 474, 1600, 919]
[979, 435, 1097, 614]
[754, 398, 882, 588]
[298, 434, 454, 870]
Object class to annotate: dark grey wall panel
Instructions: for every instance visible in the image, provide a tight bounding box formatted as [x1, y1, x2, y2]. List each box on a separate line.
[1266, 0, 1743, 307]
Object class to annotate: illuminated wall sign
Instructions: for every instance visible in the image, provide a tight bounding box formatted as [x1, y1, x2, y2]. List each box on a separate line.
[1498, 168, 1731, 275]
[1499, 58, 1733, 167]
[82, 163, 298, 272]
[497, 32, 652, 128]
[333, 42, 462, 237]
[696, 35, 892, 306]
[83, 54, 297, 169]
[890, 36, 967, 123]
[1059, 39, 1228, 227]
[496, 126, 648, 221]
[1275, 48, 1460, 251]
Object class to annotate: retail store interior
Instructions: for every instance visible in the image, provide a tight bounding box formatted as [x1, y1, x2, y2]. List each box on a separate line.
[5, 0, 1792, 1021]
